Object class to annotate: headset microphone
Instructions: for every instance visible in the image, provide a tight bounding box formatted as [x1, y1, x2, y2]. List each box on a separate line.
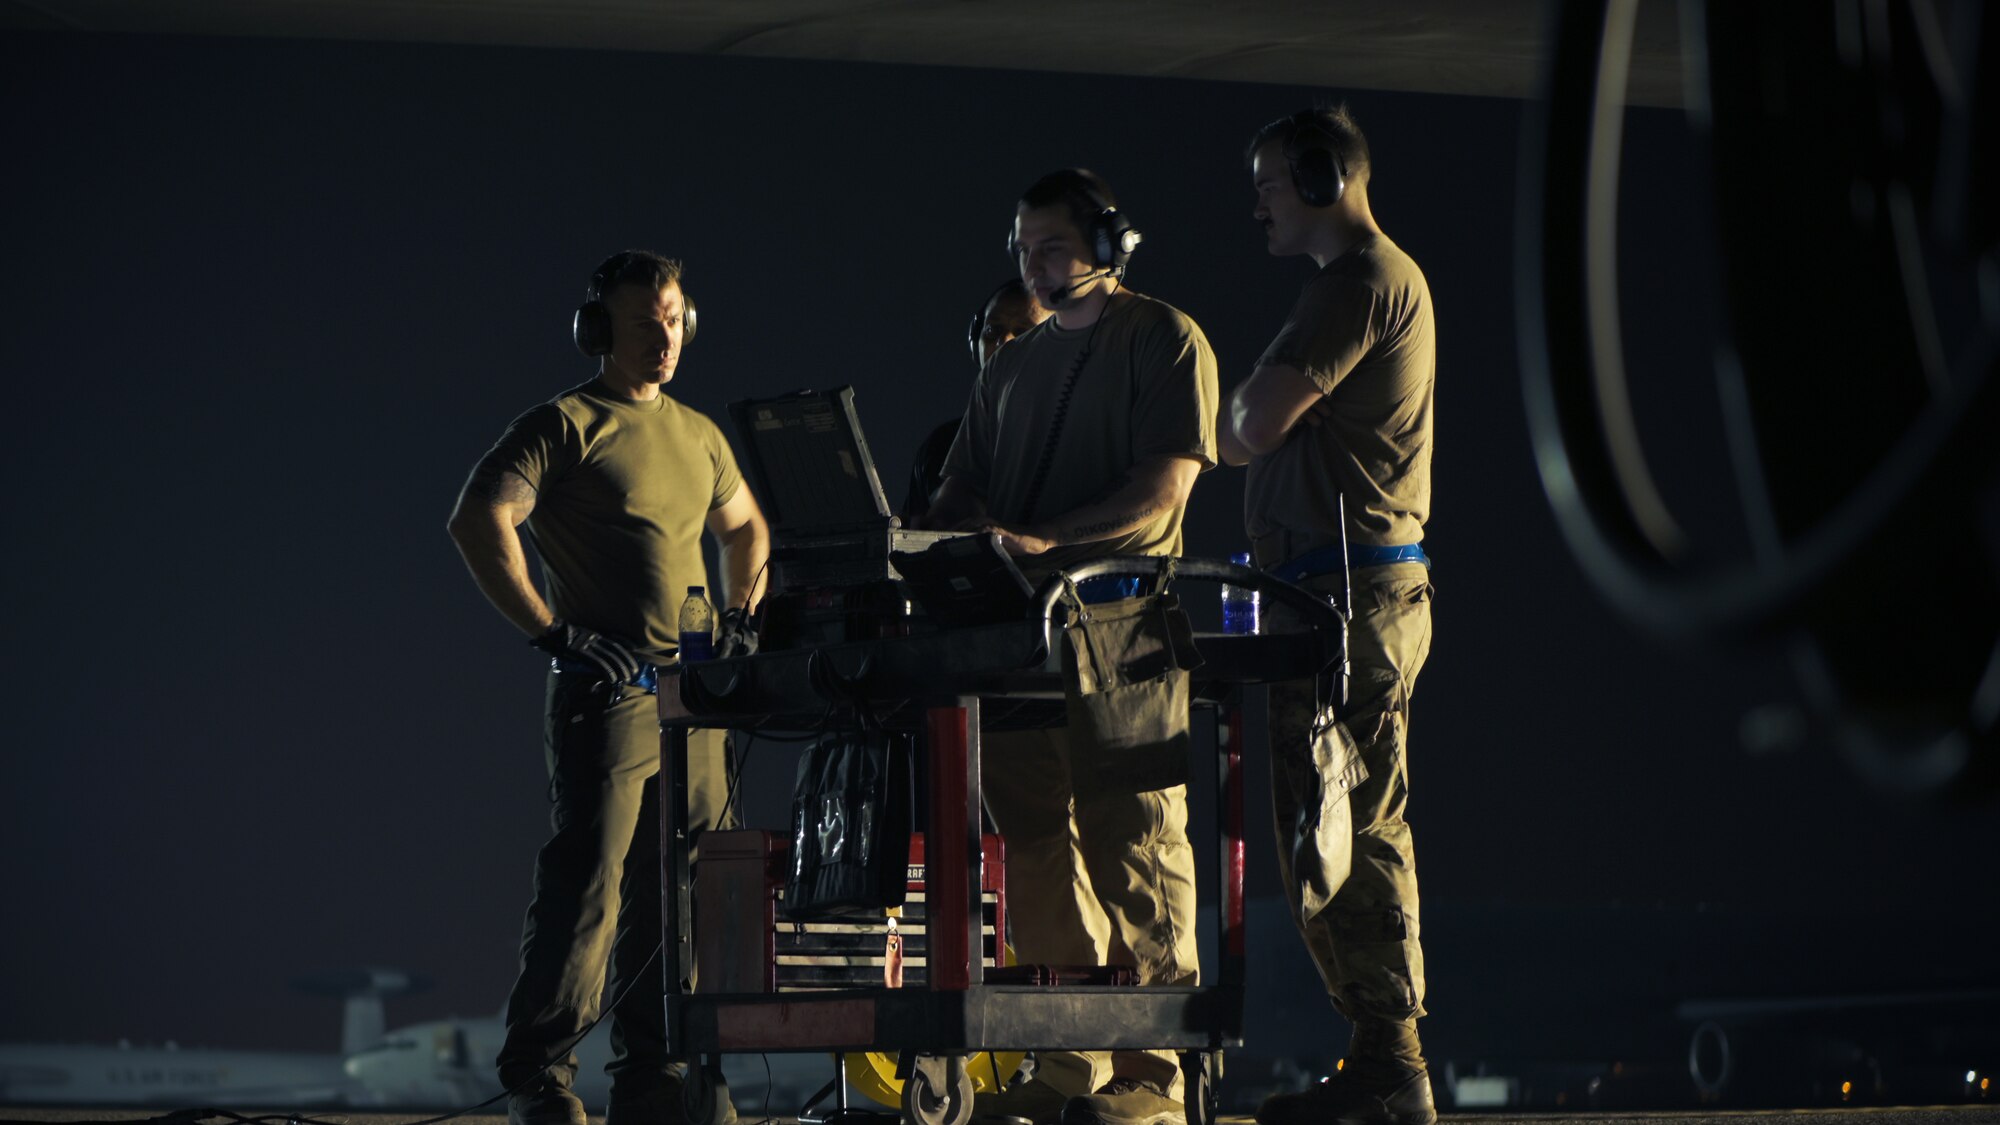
[1047, 265, 1120, 306]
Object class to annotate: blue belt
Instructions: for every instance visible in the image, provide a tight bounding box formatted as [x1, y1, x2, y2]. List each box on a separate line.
[1271, 542, 1430, 583]
[551, 658, 659, 693]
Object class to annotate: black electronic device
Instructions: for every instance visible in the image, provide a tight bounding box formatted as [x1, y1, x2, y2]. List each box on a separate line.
[757, 581, 914, 652]
[891, 532, 1036, 629]
[573, 252, 699, 358]
[1285, 109, 1350, 208]
[728, 387, 966, 614]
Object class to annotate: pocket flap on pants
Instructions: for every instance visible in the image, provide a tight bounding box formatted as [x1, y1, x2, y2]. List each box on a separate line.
[1296, 711, 1369, 921]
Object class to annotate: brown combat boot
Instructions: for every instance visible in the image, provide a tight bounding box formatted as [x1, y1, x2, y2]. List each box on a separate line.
[508, 1083, 587, 1125]
[1061, 1077, 1186, 1125]
[606, 1066, 739, 1125]
[972, 1075, 1073, 1125]
[1255, 1065, 1436, 1125]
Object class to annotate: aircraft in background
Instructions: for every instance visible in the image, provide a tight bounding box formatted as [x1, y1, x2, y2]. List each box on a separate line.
[343, 1014, 834, 1114]
[0, 967, 837, 1114]
[0, 1039, 353, 1108]
[0, 969, 419, 1107]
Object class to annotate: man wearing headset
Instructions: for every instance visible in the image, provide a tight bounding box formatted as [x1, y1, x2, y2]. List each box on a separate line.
[901, 279, 1051, 525]
[446, 251, 770, 1125]
[1219, 107, 1438, 1125]
[926, 169, 1220, 1125]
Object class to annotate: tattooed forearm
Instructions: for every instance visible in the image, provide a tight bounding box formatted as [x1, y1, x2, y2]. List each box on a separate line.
[1071, 505, 1158, 541]
[1038, 455, 1198, 547]
[446, 465, 554, 636]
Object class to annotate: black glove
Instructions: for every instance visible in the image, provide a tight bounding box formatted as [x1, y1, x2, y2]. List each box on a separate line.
[714, 606, 760, 659]
[530, 619, 643, 685]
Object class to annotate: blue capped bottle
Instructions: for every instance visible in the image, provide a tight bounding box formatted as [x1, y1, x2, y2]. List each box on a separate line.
[1220, 552, 1260, 635]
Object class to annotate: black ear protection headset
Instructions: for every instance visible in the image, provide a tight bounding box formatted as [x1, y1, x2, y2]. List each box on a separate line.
[1284, 109, 1351, 209]
[572, 252, 699, 358]
[1006, 169, 1143, 272]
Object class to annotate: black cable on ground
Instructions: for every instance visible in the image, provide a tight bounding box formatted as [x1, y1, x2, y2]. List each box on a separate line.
[750, 1053, 775, 1125]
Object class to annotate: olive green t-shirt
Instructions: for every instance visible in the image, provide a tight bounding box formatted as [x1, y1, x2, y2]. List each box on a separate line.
[472, 379, 743, 660]
[943, 291, 1220, 575]
[1244, 233, 1435, 563]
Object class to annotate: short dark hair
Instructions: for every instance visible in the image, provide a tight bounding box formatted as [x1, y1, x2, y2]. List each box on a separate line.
[587, 249, 684, 302]
[1245, 104, 1371, 183]
[1018, 168, 1120, 239]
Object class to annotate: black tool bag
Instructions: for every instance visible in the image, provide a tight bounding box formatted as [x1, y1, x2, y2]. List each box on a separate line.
[782, 731, 912, 921]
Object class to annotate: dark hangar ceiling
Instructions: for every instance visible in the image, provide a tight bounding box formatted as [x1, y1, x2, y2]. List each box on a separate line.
[0, 0, 1686, 106]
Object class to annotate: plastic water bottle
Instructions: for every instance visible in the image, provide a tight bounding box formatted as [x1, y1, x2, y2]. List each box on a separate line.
[1220, 551, 1260, 635]
[678, 586, 715, 662]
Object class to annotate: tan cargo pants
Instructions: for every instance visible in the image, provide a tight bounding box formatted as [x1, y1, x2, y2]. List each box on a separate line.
[1267, 562, 1433, 1031]
[497, 670, 735, 1094]
[982, 672, 1199, 1098]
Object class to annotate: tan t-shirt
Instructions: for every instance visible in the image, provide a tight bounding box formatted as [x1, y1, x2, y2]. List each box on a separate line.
[472, 379, 743, 659]
[1245, 233, 1435, 563]
[943, 291, 1219, 575]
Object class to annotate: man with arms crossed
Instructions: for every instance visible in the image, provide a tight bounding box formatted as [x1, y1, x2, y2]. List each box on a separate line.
[1220, 108, 1439, 1125]
[926, 169, 1219, 1125]
[447, 251, 769, 1125]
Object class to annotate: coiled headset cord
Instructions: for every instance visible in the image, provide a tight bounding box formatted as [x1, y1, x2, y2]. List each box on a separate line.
[1017, 281, 1118, 522]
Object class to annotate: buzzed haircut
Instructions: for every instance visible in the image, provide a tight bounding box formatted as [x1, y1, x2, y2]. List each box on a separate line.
[588, 249, 685, 302]
[1246, 103, 1371, 183]
[1018, 168, 1120, 239]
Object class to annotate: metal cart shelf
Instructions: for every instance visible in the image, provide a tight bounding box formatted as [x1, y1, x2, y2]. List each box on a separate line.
[656, 557, 1346, 1125]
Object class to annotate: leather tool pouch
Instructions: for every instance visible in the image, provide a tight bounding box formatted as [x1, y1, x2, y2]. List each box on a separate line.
[783, 731, 912, 920]
[1059, 581, 1205, 801]
[1296, 675, 1369, 921]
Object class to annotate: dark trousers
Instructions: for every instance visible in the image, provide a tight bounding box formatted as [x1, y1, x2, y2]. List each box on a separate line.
[496, 671, 734, 1095]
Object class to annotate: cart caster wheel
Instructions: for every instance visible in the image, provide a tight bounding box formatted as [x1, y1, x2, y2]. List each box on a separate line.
[681, 1059, 734, 1125]
[1180, 1051, 1218, 1125]
[902, 1054, 974, 1125]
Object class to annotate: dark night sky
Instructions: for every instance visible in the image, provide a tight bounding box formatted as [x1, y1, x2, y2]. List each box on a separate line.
[2, 29, 1993, 1056]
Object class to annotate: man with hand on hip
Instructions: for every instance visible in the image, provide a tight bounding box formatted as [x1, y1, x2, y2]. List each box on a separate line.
[447, 250, 768, 1125]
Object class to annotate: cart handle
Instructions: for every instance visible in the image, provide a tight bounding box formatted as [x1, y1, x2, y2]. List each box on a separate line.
[1035, 555, 1348, 665]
